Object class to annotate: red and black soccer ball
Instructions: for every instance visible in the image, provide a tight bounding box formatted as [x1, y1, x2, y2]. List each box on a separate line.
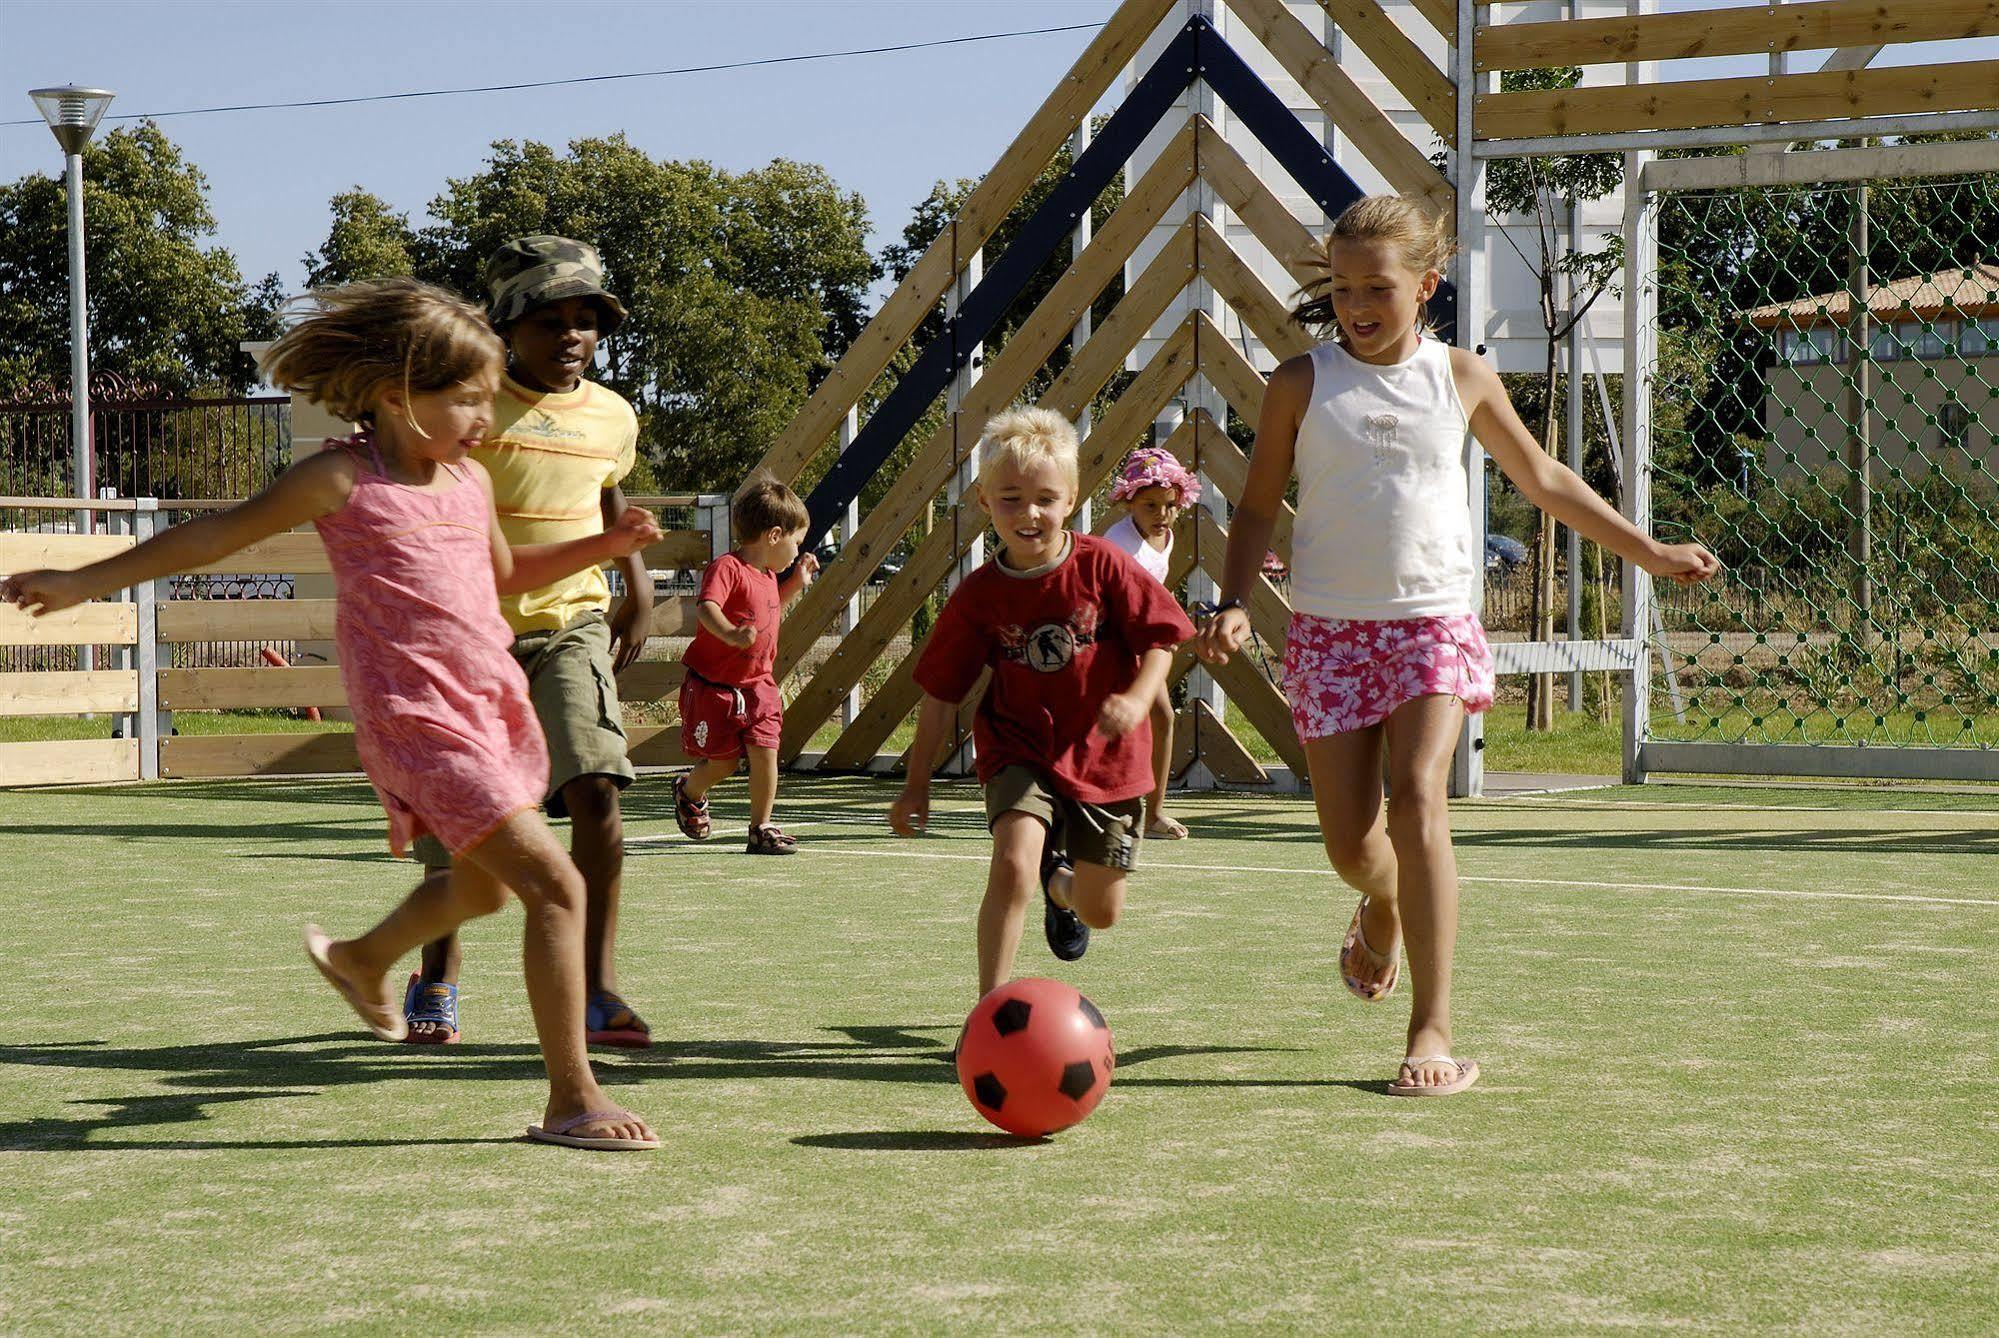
[956, 977, 1115, 1137]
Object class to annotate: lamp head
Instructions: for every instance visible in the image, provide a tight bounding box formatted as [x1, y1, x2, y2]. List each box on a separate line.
[29, 86, 115, 155]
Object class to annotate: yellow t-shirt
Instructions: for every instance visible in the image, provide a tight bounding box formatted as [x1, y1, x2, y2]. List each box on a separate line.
[475, 373, 640, 635]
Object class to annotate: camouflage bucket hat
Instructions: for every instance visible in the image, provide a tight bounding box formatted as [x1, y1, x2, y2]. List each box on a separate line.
[483, 235, 628, 335]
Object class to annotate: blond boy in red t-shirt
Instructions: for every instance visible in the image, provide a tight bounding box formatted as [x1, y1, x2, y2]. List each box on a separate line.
[891, 408, 1194, 998]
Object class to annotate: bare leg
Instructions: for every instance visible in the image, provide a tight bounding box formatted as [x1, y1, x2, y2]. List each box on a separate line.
[415, 869, 460, 984]
[1302, 724, 1400, 995]
[976, 814, 1044, 998]
[1382, 695, 1468, 1088]
[1145, 688, 1186, 838]
[745, 745, 780, 829]
[1065, 861, 1127, 930]
[680, 755, 737, 802]
[560, 776, 624, 995]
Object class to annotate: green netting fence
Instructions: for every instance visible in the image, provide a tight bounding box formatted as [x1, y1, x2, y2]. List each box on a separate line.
[1646, 171, 1999, 759]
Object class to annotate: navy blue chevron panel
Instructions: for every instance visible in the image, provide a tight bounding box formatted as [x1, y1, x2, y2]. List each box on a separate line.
[798, 14, 1450, 550]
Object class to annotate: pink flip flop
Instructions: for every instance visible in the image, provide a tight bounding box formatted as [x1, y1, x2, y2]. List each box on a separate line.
[1339, 897, 1400, 1003]
[303, 924, 407, 1042]
[1386, 1055, 1480, 1098]
[526, 1108, 661, 1151]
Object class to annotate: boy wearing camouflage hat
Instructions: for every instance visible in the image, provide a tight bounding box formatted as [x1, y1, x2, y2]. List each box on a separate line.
[405, 236, 655, 1049]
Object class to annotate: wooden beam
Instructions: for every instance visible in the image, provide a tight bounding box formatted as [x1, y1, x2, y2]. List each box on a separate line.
[1227, 0, 1454, 215]
[0, 601, 135, 647]
[158, 599, 339, 643]
[159, 732, 361, 779]
[776, 178, 1202, 684]
[647, 595, 699, 640]
[747, 0, 1180, 488]
[1193, 120, 1322, 288]
[1170, 698, 1270, 785]
[1193, 215, 1316, 361]
[1314, 0, 1456, 138]
[624, 724, 695, 768]
[809, 317, 1203, 769]
[638, 530, 710, 571]
[1192, 312, 1272, 429]
[1476, 59, 1999, 141]
[1476, 1, 1999, 73]
[1204, 634, 1307, 775]
[0, 532, 131, 571]
[615, 659, 687, 702]
[186, 532, 330, 576]
[156, 666, 348, 711]
[0, 669, 139, 716]
[1405, 0, 1453, 41]
[0, 737, 139, 787]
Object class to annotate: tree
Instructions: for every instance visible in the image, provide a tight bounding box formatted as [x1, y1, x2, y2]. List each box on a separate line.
[305, 135, 877, 491]
[0, 122, 279, 398]
[303, 189, 416, 287]
[1481, 67, 1624, 729]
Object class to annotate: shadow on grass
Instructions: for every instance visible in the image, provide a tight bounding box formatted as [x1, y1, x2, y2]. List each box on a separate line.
[0, 1027, 1314, 1150]
[792, 1130, 1049, 1152]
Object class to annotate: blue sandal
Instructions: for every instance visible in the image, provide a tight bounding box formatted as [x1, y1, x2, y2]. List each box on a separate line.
[586, 990, 652, 1049]
[403, 972, 461, 1046]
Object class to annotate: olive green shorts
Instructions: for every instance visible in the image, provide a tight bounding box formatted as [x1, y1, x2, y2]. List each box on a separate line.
[983, 765, 1144, 872]
[413, 610, 634, 867]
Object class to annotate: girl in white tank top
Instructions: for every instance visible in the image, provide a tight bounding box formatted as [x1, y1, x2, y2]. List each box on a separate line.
[1195, 197, 1721, 1098]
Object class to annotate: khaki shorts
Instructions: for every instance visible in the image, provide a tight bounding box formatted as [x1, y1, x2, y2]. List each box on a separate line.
[413, 610, 634, 867]
[984, 765, 1144, 872]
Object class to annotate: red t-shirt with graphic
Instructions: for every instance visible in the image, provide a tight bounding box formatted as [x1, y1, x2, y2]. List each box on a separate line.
[914, 533, 1194, 804]
[683, 551, 781, 688]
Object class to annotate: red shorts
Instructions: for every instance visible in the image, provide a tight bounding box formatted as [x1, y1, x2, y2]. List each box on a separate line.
[679, 673, 783, 759]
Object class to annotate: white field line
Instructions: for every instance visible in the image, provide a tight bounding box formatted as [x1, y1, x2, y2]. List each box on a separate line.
[1496, 795, 1999, 819]
[782, 844, 1999, 909]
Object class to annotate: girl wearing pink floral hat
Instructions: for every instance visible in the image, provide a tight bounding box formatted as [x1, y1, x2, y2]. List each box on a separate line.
[1104, 446, 1201, 840]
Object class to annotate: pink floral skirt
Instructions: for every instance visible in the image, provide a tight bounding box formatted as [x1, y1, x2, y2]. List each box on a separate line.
[1281, 612, 1495, 741]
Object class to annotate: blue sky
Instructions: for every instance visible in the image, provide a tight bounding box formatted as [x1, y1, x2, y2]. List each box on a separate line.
[4, 2, 1995, 303]
[0, 0, 1122, 295]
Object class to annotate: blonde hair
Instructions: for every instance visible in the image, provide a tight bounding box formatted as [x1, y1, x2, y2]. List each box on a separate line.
[733, 469, 810, 542]
[1291, 195, 1456, 341]
[975, 407, 1080, 493]
[259, 278, 505, 425]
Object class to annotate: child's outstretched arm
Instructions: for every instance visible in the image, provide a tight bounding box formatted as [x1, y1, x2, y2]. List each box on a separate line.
[480, 465, 662, 596]
[1456, 350, 1720, 584]
[890, 694, 959, 836]
[1098, 647, 1174, 739]
[695, 597, 756, 649]
[1, 451, 355, 616]
[778, 551, 820, 604]
[1197, 354, 1311, 664]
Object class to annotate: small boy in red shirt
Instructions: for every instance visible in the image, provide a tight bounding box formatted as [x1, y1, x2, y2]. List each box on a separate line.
[891, 408, 1194, 997]
[674, 473, 817, 855]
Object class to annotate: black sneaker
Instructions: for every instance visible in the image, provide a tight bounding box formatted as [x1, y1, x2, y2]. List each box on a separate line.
[1040, 849, 1088, 961]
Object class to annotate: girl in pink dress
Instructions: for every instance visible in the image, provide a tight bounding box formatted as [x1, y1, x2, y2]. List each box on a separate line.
[1196, 198, 1721, 1097]
[2, 279, 662, 1151]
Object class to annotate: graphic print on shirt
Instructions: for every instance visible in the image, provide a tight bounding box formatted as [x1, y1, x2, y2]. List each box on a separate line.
[999, 604, 1102, 674]
[1363, 411, 1400, 466]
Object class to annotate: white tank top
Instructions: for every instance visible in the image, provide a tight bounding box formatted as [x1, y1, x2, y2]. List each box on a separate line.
[1288, 337, 1476, 620]
[1103, 514, 1172, 583]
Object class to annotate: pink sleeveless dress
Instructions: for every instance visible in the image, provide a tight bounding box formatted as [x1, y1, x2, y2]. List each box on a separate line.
[314, 435, 549, 857]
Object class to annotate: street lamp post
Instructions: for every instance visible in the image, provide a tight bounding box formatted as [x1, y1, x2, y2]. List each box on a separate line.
[29, 86, 115, 536]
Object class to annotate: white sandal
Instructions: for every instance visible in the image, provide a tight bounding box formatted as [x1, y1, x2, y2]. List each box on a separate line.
[1339, 896, 1400, 1002]
[1386, 1054, 1479, 1098]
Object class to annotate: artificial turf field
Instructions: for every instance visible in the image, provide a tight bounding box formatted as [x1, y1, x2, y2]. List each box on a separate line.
[2, 774, 1994, 1333]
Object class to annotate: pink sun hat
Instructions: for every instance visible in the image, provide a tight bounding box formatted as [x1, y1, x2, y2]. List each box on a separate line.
[1110, 446, 1201, 508]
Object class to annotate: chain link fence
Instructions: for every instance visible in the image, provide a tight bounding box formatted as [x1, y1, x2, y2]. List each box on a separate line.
[1648, 172, 1999, 755]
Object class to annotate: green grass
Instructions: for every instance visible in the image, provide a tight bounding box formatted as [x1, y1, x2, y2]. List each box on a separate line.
[3, 775, 1995, 1330]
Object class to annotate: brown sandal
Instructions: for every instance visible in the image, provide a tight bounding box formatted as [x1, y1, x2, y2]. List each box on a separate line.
[746, 823, 798, 856]
[674, 775, 711, 840]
